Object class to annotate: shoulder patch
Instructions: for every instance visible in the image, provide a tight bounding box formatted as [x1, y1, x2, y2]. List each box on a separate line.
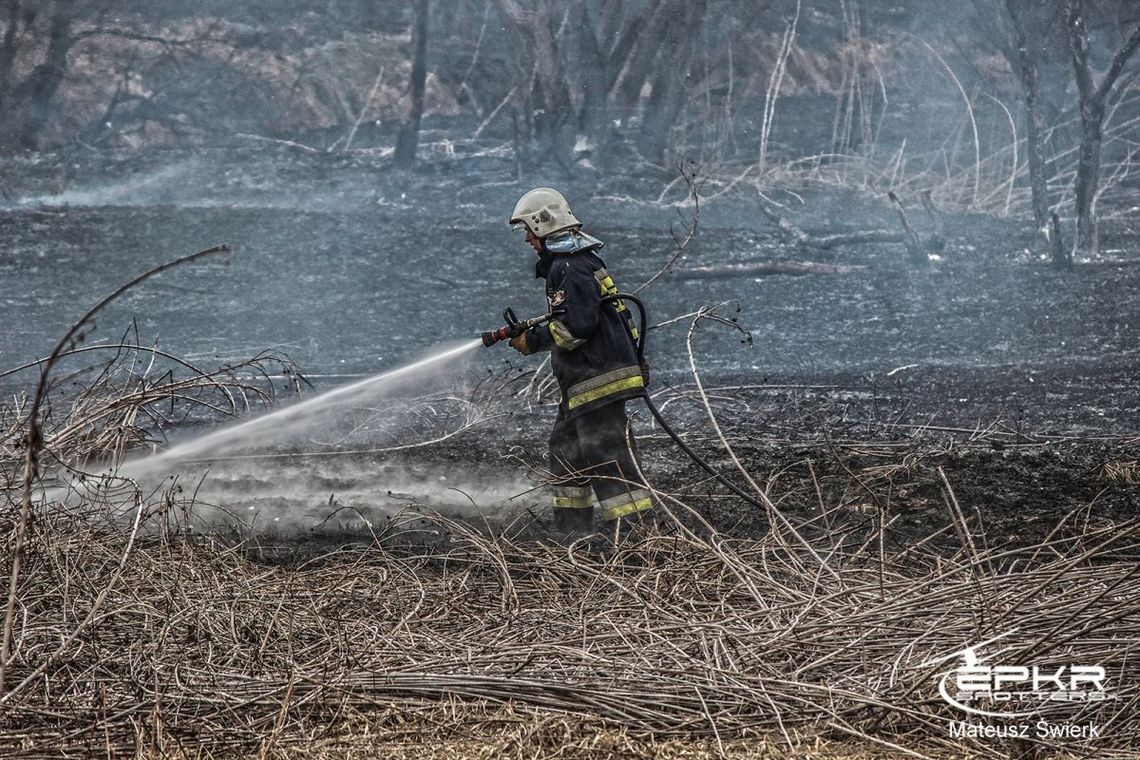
[549, 289, 567, 308]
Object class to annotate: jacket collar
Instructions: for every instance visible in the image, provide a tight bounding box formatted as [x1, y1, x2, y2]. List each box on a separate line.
[534, 230, 605, 279]
[543, 229, 604, 255]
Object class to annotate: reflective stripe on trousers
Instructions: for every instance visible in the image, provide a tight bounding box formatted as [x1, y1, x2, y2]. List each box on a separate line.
[597, 488, 653, 521]
[551, 484, 592, 509]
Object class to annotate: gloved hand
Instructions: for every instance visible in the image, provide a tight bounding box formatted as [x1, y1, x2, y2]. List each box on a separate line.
[639, 359, 650, 387]
[509, 330, 532, 355]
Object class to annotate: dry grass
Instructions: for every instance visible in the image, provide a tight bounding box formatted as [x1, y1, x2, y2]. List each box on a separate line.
[1099, 460, 1140, 484]
[0, 480, 1137, 758]
[679, 32, 1140, 228]
[0, 341, 299, 469]
[250, 702, 916, 760]
[115, 701, 930, 759]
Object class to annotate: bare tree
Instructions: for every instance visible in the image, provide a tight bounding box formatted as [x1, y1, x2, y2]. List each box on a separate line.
[492, 0, 577, 169]
[0, 0, 80, 149]
[1065, 0, 1140, 256]
[0, 2, 22, 113]
[831, 0, 876, 157]
[574, 0, 647, 162]
[636, 0, 709, 167]
[1002, 0, 1052, 237]
[395, 0, 431, 167]
[0, 2, 250, 149]
[487, 0, 722, 170]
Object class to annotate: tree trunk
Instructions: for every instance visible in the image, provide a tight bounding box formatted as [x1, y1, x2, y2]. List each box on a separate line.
[1050, 211, 1070, 268]
[1066, 0, 1140, 257]
[394, 0, 430, 168]
[492, 0, 576, 170]
[612, 1, 674, 109]
[1072, 99, 1103, 256]
[577, 0, 646, 162]
[1005, 0, 1049, 233]
[637, 64, 674, 166]
[10, 0, 76, 149]
[532, 1, 576, 170]
[0, 1, 23, 112]
[1067, 0, 1100, 255]
[576, 4, 610, 156]
[1023, 70, 1050, 233]
[637, 0, 706, 166]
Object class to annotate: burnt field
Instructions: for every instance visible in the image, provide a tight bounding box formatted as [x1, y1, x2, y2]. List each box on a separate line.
[2, 150, 1140, 758]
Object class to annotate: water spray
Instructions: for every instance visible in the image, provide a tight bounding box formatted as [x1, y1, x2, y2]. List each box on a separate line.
[72, 336, 525, 533]
[124, 339, 483, 476]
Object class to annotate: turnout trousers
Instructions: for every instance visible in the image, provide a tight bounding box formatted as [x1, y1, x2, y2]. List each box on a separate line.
[548, 400, 653, 532]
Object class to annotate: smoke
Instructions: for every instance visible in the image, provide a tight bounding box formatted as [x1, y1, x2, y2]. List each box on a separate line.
[9, 159, 202, 209]
[130, 453, 538, 536]
[3, 156, 341, 212]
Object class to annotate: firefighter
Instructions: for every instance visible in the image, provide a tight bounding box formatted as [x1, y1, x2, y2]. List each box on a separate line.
[506, 187, 654, 536]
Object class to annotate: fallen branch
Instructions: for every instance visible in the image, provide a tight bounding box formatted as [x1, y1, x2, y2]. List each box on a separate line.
[887, 191, 929, 266]
[674, 261, 866, 280]
[757, 196, 905, 253]
[809, 229, 906, 249]
[236, 133, 319, 153]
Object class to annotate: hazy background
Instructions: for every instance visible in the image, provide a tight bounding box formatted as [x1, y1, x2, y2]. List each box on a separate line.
[1, 0, 1138, 432]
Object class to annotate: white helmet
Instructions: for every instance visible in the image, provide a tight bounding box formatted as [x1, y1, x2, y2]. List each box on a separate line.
[509, 187, 581, 238]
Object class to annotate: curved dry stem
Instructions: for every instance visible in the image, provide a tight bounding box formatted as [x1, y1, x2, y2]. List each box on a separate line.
[635, 160, 702, 294]
[1, 244, 231, 698]
[922, 42, 979, 207]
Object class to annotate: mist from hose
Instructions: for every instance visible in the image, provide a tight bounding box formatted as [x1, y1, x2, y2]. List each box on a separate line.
[106, 339, 539, 530]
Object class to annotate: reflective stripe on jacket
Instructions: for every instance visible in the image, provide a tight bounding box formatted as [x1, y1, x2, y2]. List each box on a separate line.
[525, 246, 644, 417]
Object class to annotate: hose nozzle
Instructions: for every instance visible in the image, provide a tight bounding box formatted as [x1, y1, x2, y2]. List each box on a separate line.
[481, 326, 512, 347]
[480, 307, 554, 347]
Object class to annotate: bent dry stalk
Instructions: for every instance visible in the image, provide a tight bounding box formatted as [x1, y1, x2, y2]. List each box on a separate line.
[0, 244, 232, 699]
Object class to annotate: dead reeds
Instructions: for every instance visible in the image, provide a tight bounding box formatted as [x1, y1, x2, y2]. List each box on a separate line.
[1, 460, 1137, 757]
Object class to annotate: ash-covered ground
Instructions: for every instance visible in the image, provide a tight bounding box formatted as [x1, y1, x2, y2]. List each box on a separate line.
[2, 147, 1138, 551]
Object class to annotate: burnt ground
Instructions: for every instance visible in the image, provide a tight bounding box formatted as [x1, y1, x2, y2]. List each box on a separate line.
[354, 395, 1140, 561]
[1, 147, 1138, 559]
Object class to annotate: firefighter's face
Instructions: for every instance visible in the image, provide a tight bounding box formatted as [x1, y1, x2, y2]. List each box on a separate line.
[525, 229, 543, 253]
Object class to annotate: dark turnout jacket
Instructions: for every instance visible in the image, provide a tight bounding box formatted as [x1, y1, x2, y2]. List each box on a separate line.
[525, 241, 644, 417]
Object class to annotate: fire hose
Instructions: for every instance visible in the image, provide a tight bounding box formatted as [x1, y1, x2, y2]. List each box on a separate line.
[482, 294, 774, 514]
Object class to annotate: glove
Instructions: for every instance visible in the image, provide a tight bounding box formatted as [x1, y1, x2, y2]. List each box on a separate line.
[639, 359, 650, 387]
[509, 331, 533, 355]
